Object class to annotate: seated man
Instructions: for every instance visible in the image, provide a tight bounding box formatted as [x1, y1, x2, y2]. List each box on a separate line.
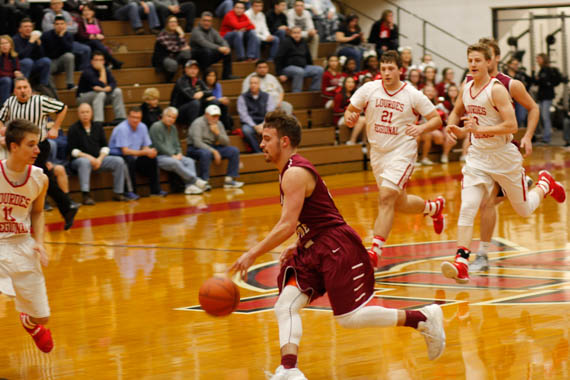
[154, 0, 196, 33]
[67, 103, 138, 204]
[109, 107, 167, 197]
[149, 106, 208, 195]
[187, 105, 243, 189]
[77, 51, 126, 125]
[245, 0, 279, 61]
[112, 0, 161, 35]
[275, 26, 323, 93]
[237, 75, 275, 153]
[287, 0, 319, 59]
[266, 0, 288, 42]
[41, 16, 75, 90]
[12, 18, 52, 91]
[219, 1, 259, 61]
[190, 11, 234, 80]
[242, 59, 293, 115]
[42, 0, 90, 70]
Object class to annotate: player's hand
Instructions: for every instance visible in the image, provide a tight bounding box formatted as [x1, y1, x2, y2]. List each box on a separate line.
[229, 252, 256, 280]
[345, 111, 359, 127]
[47, 128, 58, 139]
[405, 123, 423, 137]
[279, 244, 296, 265]
[34, 244, 48, 267]
[520, 135, 533, 157]
[445, 125, 461, 143]
[461, 115, 478, 133]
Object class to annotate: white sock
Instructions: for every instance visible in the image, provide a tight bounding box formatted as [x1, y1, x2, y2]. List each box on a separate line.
[537, 178, 551, 196]
[371, 236, 385, 256]
[478, 241, 491, 257]
[423, 200, 439, 216]
[336, 306, 398, 329]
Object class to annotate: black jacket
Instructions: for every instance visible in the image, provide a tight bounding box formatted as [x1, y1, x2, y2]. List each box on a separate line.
[368, 20, 399, 52]
[67, 121, 108, 159]
[170, 75, 212, 108]
[534, 66, 563, 101]
[275, 36, 313, 75]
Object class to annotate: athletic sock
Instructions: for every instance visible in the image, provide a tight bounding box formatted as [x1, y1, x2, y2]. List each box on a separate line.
[478, 241, 490, 257]
[281, 354, 297, 369]
[537, 178, 551, 196]
[21, 313, 38, 330]
[404, 310, 427, 329]
[371, 235, 385, 255]
[423, 199, 439, 216]
[457, 246, 471, 260]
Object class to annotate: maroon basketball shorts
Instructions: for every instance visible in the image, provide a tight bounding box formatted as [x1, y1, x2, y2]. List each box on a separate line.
[277, 224, 376, 316]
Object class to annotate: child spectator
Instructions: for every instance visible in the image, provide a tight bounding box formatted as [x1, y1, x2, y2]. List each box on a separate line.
[407, 68, 423, 90]
[321, 55, 344, 108]
[141, 87, 163, 129]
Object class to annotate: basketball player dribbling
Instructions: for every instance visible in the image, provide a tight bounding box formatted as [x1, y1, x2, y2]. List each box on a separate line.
[229, 111, 445, 380]
[0, 119, 53, 353]
[343, 50, 446, 268]
[441, 43, 566, 284]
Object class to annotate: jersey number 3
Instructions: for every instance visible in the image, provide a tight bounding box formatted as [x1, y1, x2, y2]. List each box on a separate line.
[381, 111, 393, 124]
[3, 207, 15, 222]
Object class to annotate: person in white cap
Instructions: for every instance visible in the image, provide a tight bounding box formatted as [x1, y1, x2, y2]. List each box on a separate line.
[187, 104, 244, 189]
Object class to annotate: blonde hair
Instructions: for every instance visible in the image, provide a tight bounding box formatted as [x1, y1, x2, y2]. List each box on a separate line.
[142, 87, 160, 101]
[467, 43, 492, 60]
[0, 35, 18, 58]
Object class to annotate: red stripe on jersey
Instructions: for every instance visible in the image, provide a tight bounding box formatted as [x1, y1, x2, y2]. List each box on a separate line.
[382, 81, 408, 97]
[397, 163, 412, 187]
[469, 78, 493, 99]
[0, 161, 31, 188]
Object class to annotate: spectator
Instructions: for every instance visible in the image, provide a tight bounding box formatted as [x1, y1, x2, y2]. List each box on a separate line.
[0, 35, 24, 105]
[305, 0, 338, 42]
[170, 59, 213, 126]
[216, 0, 250, 19]
[246, 0, 279, 61]
[187, 104, 243, 188]
[423, 65, 436, 88]
[357, 54, 380, 84]
[41, 0, 91, 70]
[12, 19, 52, 91]
[418, 53, 435, 72]
[41, 16, 76, 90]
[342, 56, 357, 79]
[220, 1, 259, 62]
[369, 9, 398, 58]
[67, 103, 138, 204]
[149, 106, 208, 194]
[334, 76, 364, 145]
[76, 3, 123, 70]
[335, 15, 365, 70]
[0, 0, 28, 36]
[534, 53, 563, 145]
[398, 46, 412, 80]
[237, 75, 276, 152]
[275, 26, 323, 93]
[112, 0, 161, 35]
[154, 0, 195, 33]
[152, 15, 192, 82]
[203, 69, 232, 130]
[109, 106, 167, 197]
[406, 68, 422, 90]
[505, 57, 532, 128]
[190, 11, 234, 80]
[435, 67, 455, 98]
[77, 50, 126, 125]
[141, 87, 163, 128]
[242, 59, 293, 115]
[287, 0, 319, 59]
[321, 55, 344, 108]
[418, 83, 453, 165]
[442, 84, 458, 114]
[266, 0, 288, 42]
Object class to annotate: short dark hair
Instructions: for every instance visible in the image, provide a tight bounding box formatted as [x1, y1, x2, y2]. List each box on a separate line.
[54, 15, 66, 23]
[264, 111, 301, 148]
[252, 0, 263, 4]
[128, 106, 142, 114]
[379, 50, 402, 68]
[19, 18, 33, 27]
[255, 59, 268, 67]
[14, 76, 30, 86]
[275, 0, 286, 4]
[5, 119, 40, 152]
[235, 1, 246, 7]
[91, 50, 105, 59]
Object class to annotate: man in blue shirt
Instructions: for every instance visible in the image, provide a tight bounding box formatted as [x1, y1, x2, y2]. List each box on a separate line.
[109, 107, 167, 197]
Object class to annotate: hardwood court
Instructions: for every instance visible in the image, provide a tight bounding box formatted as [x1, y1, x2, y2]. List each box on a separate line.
[0, 146, 569, 379]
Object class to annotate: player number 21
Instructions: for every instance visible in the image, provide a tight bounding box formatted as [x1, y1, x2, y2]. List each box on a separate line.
[381, 111, 393, 123]
[3, 207, 15, 222]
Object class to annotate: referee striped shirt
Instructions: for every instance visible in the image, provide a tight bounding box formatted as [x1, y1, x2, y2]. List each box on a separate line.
[0, 95, 66, 141]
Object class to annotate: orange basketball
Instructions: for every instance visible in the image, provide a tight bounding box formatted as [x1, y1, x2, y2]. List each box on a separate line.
[199, 277, 241, 316]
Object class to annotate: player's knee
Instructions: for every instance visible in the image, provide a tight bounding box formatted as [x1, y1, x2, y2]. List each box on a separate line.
[458, 200, 479, 226]
[378, 187, 399, 207]
[274, 296, 290, 321]
[336, 313, 358, 329]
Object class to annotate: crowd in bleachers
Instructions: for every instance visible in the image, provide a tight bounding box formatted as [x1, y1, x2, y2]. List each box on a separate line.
[0, 0, 567, 229]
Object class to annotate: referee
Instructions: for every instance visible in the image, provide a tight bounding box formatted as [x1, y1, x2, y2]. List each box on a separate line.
[0, 77, 79, 230]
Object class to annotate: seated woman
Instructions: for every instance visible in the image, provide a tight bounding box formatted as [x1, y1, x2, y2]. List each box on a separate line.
[442, 84, 468, 162]
[77, 3, 123, 69]
[203, 69, 233, 131]
[334, 76, 365, 145]
[335, 14, 365, 70]
[152, 15, 192, 82]
[357, 54, 380, 84]
[141, 87, 163, 128]
[321, 55, 345, 108]
[0, 35, 23, 105]
[406, 68, 423, 90]
[435, 67, 456, 98]
[341, 56, 358, 81]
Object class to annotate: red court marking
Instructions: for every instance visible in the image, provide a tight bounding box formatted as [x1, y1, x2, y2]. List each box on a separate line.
[47, 158, 570, 232]
[378, 272, 562, 290]
[494, 250, 570, 270]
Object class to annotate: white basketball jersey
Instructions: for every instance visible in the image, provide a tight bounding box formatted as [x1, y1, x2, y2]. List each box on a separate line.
[462, 78, 512, 150]
[0, 161, 45, 239]
[350, 80, 436, 151]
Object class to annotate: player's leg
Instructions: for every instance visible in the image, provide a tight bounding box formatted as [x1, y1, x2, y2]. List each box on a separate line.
[395, 190, 445, 234]
[471, 184, 501, 272]
[369, 182, 400, 266]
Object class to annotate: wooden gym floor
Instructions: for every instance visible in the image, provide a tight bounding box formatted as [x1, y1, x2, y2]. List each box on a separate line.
[0, 146, 569, 380]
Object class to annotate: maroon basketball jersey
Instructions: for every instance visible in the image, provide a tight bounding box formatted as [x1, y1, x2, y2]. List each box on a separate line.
[279, 154, 346, 245]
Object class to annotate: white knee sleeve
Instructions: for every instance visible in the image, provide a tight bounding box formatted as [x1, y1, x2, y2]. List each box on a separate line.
[458, 185, 486, 227]
[510, 190, 541, 217]
[274, 285, 309, 348]
[336, 306, 398, 329]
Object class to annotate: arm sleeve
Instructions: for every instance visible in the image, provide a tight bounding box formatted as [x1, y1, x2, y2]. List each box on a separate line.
[149, 124, 167, 154]
[40, 95, 66, 115]
[142, 125, 152, 147]
[42, 13, 54, 32]
[241, 74, 252, 94]
[107, 70, 117, 90]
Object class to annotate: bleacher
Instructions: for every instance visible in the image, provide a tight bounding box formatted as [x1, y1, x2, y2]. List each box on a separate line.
[50, 18, 365, 199]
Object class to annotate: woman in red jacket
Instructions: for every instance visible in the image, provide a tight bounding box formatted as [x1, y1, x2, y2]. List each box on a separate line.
[321, 55, 345, 108]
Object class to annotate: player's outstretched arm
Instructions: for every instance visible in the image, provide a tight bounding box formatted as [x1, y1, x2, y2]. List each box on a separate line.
[510, 79, 539, 156]
[469, 83, 517, 136]
[344, 104, 362, 128]
[229, 167, 312, 279]
[31, 174, 49, 266]
[448, 86, 466, 127]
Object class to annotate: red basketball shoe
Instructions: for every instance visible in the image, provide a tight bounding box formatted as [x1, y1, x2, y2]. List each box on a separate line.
[538, 170, 566, 203]
[441, 251, 470, 284]
[430, 196, 445, 234]
[367, 248, 379, 268]
[20, 313, 53, 353]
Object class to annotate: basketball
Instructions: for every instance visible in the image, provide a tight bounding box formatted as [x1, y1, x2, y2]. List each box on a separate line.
[198, 277, 241, 316]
